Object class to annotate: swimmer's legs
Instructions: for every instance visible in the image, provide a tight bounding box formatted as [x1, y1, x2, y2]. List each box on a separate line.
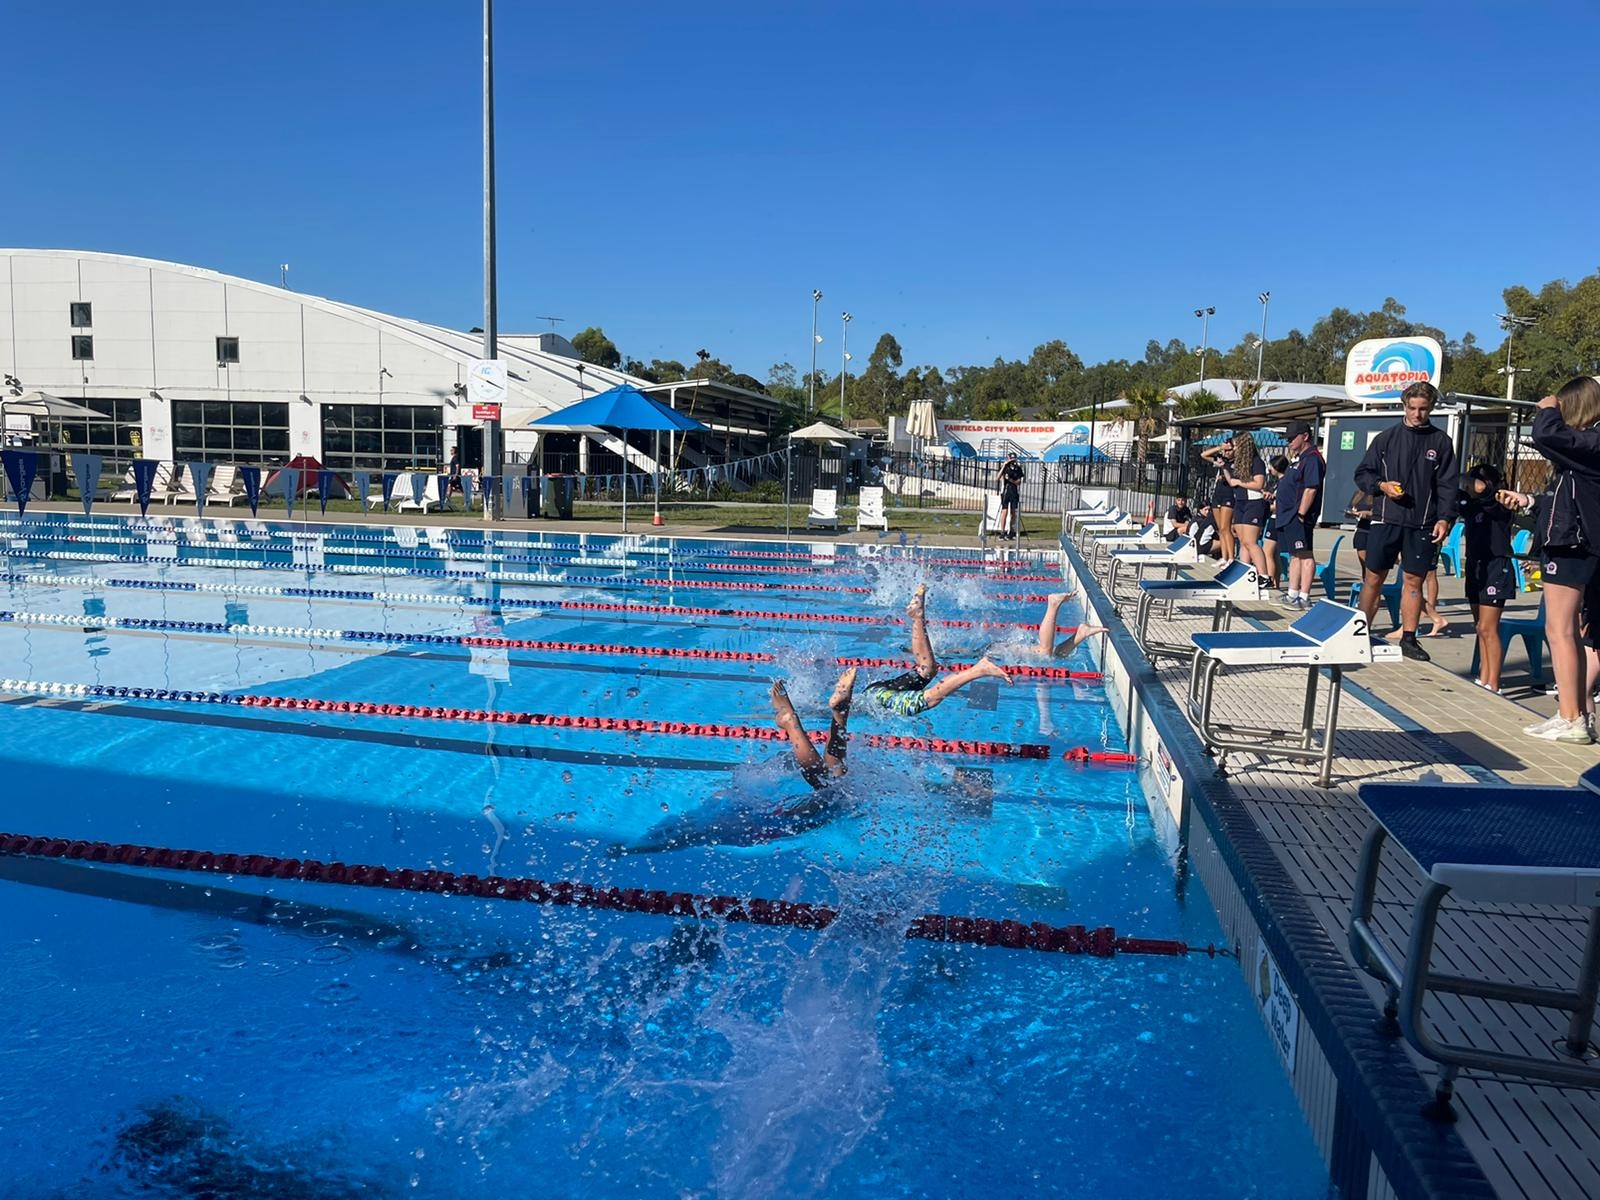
[772, 679, 824, 775]
[922, 656, 1011, 709]
[823, 666, 856, 772]
[1038, 590, 1077, 656]
[908, 583, 936, 677]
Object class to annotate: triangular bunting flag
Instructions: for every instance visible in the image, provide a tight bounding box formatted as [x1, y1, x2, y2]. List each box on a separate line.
[131, 459, 159, 518]
[462, 474, 476, 512]
[71, 453, 102, 515]
[279, 467, 300, 518]
[354, 471, 371, 514]
[382, 472, 398, 511]
[2, 449, 38, 515]
[409, 473, 426, 507]
[317, 470, 335, 514]
[240, 466, 262, 516]
[184, 462, 212, 516]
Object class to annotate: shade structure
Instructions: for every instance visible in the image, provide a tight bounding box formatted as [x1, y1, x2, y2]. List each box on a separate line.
[788, 419, 860, 444]
[266, 455, 350, 497]
[527, 384, 709, 531]
[1042, 442, 1112, 463]
[3, 391, 105, 420]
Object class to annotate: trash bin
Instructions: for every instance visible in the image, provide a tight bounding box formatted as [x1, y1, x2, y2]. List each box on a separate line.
[553, 474, 573, 519]
[524, 472, 539, 519]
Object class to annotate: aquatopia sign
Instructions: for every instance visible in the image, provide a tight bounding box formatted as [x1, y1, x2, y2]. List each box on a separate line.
[1343, 337, 1443, 401]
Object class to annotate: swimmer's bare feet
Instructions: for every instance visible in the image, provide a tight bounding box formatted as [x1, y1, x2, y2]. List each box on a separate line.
[772, 679, 802, 727]
[1424, 620, 1451, 638]
[1075, 625, 1110, 642]
[973, 656, 1012, 685]
[907, 583, 928, 617]
[1045, 590, 1076, 607]
[829, 667, 857, 717]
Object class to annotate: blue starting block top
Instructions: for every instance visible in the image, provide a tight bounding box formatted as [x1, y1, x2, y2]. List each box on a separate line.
[1360, 782, 1600, 905]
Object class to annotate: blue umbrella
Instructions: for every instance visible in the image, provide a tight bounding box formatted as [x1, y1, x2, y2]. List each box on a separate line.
[528, 384, 708, 530]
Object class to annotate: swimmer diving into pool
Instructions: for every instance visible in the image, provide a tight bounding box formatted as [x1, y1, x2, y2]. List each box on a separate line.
[1036, 591, 1110, 657]
[609, 667, 860, 855]
[863, 583, 1011, 717]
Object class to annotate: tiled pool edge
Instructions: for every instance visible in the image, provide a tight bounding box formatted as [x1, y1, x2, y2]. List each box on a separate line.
[1061, 536, 1492, 1200]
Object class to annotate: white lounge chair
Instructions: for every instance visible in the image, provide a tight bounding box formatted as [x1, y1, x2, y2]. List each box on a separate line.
[171, 463, 243, 508]
[982, 493, 1009, 538]
[112, 462, 176, 506]
[1349, 767, 1600, 1115]
[807, 488, 839, 531]
[394, 471, 441, 513]
[856, 486, 888, 531]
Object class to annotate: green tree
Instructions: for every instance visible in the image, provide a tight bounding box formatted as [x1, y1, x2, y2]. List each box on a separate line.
[571, 326, 621, 369]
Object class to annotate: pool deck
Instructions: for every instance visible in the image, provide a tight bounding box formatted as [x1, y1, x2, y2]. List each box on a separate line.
[1068, 535, 1598, 1200]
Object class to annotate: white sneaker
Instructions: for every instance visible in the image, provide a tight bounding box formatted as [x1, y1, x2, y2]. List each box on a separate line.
[1523, 713, 1566, 736]
[1529, 716, 1595, 744]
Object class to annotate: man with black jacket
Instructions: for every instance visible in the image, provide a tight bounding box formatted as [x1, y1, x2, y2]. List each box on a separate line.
[1352, 382, 1459, 661]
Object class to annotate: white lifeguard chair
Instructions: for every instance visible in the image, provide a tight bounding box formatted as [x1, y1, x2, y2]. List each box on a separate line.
[856, 486, 888, 532]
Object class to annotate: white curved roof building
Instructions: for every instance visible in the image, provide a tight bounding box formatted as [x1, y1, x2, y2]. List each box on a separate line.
[0, 249, 776, 476]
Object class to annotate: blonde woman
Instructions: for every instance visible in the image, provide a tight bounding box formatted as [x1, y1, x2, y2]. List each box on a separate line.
[1199, 438, 1236, 561]
[1525, 376, 1600, 743]
[1224, 432, 1271, 578]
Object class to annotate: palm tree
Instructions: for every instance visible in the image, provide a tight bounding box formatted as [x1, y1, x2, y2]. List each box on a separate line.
[1121, 384, 1169, 465]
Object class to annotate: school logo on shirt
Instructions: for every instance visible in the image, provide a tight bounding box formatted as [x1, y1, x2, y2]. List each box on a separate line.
[1426, 448, 1437, 460]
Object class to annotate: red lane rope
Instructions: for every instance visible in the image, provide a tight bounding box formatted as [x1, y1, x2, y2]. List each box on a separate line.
[0, 833, 1221, 960]
[60, 683, 1057, 760]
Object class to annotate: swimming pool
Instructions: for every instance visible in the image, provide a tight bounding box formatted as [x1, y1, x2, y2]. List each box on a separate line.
[0, 514, 1331, 1198]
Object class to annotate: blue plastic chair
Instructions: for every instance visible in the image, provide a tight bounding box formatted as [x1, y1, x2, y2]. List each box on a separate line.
[1470, 596, 1547, 685]
[1510, 529, 1533, 592]
[1348, 577, 1403, 629]
[1437, 523, 1466, 577]
[1315, 534, 1347, 601]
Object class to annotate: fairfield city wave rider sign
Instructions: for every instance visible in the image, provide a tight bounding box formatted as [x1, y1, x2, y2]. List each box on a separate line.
[1343, 336, 1443, 401]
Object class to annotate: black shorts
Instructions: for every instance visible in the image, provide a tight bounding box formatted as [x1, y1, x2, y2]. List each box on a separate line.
[1233, 498, 1267, 528]
[1000, 485, 1020, 508]
[1211, 478, 1233, 507]
[1543, 548, 1600, 590]
[1365, 523, 1438, 576]
[1276, 517, 1314, 554]
[1353, 519, 1371, 553]
[1465, 555, 1514, 608]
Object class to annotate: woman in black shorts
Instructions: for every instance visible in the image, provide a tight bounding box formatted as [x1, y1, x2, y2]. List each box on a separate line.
[1199, 440, 1236, 562]
[1223, 432, 1270, 579]
[1527, 376, 1600, 743]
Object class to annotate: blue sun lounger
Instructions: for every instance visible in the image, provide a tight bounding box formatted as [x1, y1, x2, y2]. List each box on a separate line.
[1134, 559, 1266, 665]
[1349, 767, 1600, 1115]
[1185, 599, 1400, 787]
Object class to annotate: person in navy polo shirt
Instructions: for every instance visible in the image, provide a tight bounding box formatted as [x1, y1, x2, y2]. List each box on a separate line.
[1273, 420, 1325, 609]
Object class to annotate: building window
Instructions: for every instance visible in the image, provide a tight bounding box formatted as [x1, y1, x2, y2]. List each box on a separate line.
[70, 302, 92, 328]
[57, 397, 144, 474]
[71, 336, 94, 360]
[321, 403, 442, 473]
[172, 400, 290, 466]
[216, 336, 241, 364]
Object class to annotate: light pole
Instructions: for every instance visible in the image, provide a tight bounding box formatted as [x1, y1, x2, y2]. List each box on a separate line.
[839, 312, 852, 423]
[1497, 312, 1537, 401]
[481, 0, 501, 522]
[1256, 292, 1270, 391]
[809, 289, 823, 413]
[1194, 306, 1215, 394]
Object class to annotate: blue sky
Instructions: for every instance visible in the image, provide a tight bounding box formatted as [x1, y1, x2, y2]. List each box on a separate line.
[6, 0, 1596, 378]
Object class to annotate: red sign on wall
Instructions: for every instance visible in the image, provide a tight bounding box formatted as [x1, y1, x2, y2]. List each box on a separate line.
[472, 404, 502, 422]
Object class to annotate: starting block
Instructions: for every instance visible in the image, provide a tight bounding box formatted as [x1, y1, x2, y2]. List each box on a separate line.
[1349, 766, 1600, 1116]
[1087, 521, 1165, 574]
[1066, 505, 1122, 536]
[1134, 559, 1265, 665]
[1074, 512, 1136, 551]
[1185, 599, 1400, 787]
[1106, 533, 1198, 601]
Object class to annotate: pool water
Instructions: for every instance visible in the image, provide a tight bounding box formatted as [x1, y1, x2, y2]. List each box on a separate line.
[0, 516, 1331, 1198]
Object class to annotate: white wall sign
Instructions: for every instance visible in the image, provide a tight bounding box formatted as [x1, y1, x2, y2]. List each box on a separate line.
[469, 359, 507, 405]
[1255, 940, 1301, 1073]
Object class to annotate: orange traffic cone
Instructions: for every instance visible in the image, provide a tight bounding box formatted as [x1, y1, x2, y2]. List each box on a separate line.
[652, 511, 664, 527]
